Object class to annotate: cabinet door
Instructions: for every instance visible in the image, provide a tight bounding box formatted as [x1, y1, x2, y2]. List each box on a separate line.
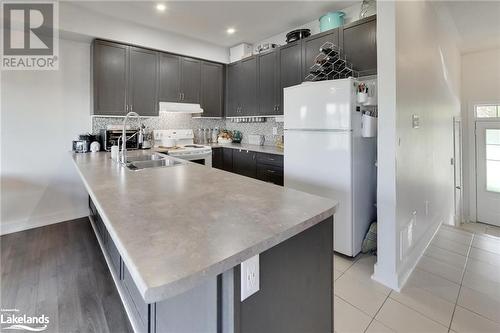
[258, 50, 280, 115]
[302, 29, 339, 78]
[211, 148, 223, 169]
[222, 148, 233, 172]
[279, 42, 302, 110]
[93, 41, 128, 115]
[201, 62, 224, 117]
[226, 63, 240, 117]
[240, 57, 258, 116]
[233, 150, 257, 178]
[159, 53, 181, 102]
[129, 47, 158, 116]
[342, 17, 377, 75]
[180, 57, 201, 103]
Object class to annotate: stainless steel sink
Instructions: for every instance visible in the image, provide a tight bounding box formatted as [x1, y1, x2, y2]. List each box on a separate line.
[126, 153, 166, 163]
[125, 154, 185, 171]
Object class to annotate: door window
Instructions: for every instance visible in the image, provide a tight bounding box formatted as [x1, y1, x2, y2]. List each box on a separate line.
[486, 129, 500, 193]
[476, 104, 500, 118]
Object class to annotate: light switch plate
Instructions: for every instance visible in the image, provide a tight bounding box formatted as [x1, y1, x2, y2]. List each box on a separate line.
[241, 255, 259, 301]
[412, 114, 420, 129]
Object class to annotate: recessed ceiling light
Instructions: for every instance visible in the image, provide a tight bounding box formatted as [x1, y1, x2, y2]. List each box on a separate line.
[156, 3, 166, 12]
[226, 28, 236, 35]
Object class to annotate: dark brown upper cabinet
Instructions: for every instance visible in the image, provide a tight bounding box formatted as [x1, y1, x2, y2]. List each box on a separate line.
[225, 57, 257, 117]
[279, 40, 303, 94]
[180, 57, 201, 103]
[159, 55, 201, 104]
[341, 16, 377, 76]
[226, 62, 241, 117]
[93, 41, 129, 116]
[128, 47, 159, 116]
[93, 40, 158, 116]
[239, 56, 258, 116]
[200, 61, 224, 118]
[302, 29, 339, 78]
[159, 53, 181, 102]
[257, 49, 280, 116]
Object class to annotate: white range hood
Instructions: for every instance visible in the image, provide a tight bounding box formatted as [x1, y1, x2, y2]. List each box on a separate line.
[159, 102, 203, 114]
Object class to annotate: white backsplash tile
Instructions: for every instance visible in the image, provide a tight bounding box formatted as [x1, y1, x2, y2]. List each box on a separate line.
[91, 113, 283, 146]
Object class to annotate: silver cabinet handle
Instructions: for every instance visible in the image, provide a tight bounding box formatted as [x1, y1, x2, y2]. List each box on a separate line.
[130, 105, 133, 112]
[267, 169, 276, 173]
[126, 104, 129, 111]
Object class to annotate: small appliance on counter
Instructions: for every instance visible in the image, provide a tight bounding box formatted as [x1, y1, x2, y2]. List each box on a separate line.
[100, 129, 139, 151]
[72, 134, 98, 153]
[232, 130, 242, 143]
[248, 134, 265, 146]
[285, 29, 311, 43]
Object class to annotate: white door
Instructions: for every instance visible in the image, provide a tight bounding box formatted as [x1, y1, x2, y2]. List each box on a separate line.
[453, 119, 463, 225]
[284, 130, 353, 255]
[476, 121, 500, 226]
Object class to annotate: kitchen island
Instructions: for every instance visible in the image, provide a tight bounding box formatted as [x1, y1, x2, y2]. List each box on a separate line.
[72, 151, 337, 333]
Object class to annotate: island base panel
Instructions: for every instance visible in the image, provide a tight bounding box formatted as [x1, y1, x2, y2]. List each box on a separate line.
[232, 216, 333, 333]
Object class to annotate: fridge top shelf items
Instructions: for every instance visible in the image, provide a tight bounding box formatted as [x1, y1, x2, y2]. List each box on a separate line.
[304, 42, 359, 82]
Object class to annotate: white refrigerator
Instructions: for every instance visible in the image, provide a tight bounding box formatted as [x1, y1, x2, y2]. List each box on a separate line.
[284, 78, 377, 257]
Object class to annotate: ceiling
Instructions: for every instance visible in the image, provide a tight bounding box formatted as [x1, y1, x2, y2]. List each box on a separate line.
[70, 1, 357, 47]
[442, 1, 500, 53]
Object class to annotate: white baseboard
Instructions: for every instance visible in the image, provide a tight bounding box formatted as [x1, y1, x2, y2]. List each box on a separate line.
[0, 209, 88, 235]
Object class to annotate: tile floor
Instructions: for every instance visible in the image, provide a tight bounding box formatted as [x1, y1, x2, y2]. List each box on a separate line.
[334, 222, 500, 333]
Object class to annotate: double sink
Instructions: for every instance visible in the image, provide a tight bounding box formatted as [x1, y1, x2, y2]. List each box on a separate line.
[125, 153, 185, 171]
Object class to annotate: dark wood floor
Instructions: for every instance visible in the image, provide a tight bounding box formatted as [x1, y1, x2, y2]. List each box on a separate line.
[1, 218, 132, 333]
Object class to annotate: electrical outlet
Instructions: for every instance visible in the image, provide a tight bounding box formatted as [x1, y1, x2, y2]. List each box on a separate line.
[241, 255, 259, 301]
[272, 127, 278, 135]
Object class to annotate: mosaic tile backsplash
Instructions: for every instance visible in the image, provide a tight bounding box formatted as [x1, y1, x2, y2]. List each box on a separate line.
[91, 113, 284, 146]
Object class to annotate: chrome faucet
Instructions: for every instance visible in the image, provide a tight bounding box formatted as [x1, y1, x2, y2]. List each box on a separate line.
[119, 112, 140, 164]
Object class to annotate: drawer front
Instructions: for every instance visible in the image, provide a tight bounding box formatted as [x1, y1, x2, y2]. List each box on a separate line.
[256, 152, 283, 167]
[122, 265, 150, 332]
[257, 164, 284, 186]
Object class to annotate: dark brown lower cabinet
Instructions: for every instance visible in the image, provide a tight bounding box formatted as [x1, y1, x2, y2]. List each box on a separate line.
[257, 164, 284, 186]
[211, 148, 223, 169]
[212, 148, 284, 186]
[232, 149, 257, 178]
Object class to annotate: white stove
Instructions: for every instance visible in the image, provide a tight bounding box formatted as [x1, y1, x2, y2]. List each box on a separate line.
[153, 129, 212, 166]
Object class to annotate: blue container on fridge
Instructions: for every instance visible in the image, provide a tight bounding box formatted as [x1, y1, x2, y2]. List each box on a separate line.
[319, 11, 345, 31]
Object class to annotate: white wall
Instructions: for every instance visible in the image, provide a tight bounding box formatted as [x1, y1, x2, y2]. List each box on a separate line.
[1, 39, 91, 234]
[60, 2, 229, 63]
[373, 1, 461, 290]
[461, 48, 500, 222]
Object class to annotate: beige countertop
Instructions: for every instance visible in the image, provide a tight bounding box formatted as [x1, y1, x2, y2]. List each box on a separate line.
[72, 151, 336, 303]
[208, 143, 284, 155]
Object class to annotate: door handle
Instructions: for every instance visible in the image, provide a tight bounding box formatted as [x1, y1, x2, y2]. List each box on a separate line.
[456, 186, 461, 190]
